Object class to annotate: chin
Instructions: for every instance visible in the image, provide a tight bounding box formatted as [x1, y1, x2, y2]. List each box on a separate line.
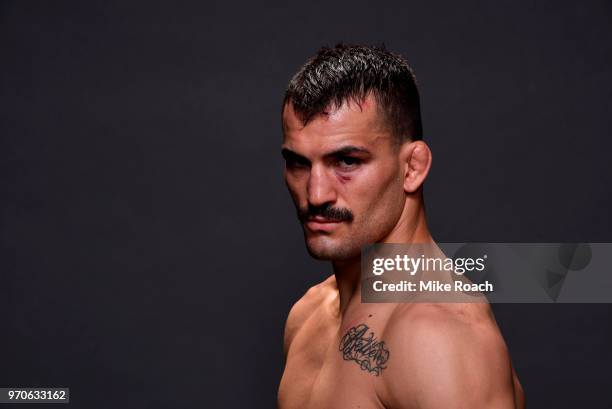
[305, 235, 361, 261]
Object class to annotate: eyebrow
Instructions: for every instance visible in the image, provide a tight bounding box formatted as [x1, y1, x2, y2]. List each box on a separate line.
[325, 146, 371, 158]
[281, 148, 308, 162]
[281, 146, 372, 161]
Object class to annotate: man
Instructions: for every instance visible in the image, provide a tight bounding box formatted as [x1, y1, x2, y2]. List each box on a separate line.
[278, 44, 524, 409]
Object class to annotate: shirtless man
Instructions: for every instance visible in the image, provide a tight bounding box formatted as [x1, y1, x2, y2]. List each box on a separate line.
[277, 44, 524, 409]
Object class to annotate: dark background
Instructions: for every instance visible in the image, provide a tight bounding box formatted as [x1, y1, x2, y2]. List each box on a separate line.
[1, 1, 611, 408]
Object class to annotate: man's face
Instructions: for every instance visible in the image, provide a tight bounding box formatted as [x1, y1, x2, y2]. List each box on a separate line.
[282, 95, 407, 261]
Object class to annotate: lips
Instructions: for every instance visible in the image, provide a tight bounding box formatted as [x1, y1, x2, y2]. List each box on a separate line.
[305, 217, 342, 232]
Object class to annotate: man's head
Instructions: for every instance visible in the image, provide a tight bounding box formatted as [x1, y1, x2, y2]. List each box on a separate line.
[281, 44, 431, 262]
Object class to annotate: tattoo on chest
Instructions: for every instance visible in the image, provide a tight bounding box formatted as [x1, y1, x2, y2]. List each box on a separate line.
[339, 324, 390, 376]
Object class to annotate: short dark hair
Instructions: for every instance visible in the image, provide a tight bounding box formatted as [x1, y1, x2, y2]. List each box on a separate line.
[283, 44, 423, 142]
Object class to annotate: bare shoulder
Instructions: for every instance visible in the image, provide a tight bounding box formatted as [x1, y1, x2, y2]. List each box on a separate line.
[384, 302, 502, 345]
[381, 303, 520, 409]
[283, 275, 338, 355]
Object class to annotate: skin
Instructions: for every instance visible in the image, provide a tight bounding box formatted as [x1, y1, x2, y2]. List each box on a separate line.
[278, 94, 524, 409]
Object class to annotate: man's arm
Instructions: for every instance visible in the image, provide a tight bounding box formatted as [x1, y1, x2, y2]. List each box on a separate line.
[381, 305, 522, 409]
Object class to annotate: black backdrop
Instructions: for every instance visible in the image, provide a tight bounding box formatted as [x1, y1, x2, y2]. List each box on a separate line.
[1, 1, 611, 408]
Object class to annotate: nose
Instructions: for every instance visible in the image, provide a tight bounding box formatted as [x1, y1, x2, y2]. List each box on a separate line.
[307, 163, 337, 207]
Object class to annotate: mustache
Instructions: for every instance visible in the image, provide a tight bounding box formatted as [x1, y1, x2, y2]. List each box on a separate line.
[298, 203, 354, 223]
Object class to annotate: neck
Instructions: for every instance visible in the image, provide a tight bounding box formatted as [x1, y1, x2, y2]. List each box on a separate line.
[332, 196, 432, 315]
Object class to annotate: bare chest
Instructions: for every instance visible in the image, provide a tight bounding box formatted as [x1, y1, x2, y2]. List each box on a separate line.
[278, 319, 388, 409]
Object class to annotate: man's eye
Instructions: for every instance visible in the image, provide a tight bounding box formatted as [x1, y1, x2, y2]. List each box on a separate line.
[285, 157, 309, 168]
[337, 156, 362, 168]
